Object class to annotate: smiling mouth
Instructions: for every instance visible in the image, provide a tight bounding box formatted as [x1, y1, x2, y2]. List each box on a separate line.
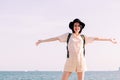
[75, 29, 79, 31]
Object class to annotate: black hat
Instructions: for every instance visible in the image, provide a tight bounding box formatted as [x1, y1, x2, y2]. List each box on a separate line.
[69, 18, 85, 29]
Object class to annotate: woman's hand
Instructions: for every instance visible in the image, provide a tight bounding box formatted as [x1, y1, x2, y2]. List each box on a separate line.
[110, 38, 118, 44]
[35, 40, 42, 46]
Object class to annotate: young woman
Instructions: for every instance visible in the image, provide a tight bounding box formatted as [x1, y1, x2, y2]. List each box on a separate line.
[35, 18, 117, 80]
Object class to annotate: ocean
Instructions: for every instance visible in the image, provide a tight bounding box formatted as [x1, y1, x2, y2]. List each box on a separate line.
[0, 71, 120, 80]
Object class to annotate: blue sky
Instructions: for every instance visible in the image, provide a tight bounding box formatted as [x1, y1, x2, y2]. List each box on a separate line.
[0, 0, 120, 71]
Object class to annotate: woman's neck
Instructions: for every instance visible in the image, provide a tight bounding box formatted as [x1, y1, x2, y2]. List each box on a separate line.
[73, 32, 80, 36]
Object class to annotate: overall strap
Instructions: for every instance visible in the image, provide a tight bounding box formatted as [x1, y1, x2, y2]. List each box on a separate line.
[66, 33, 72, 58]
[81, 34, 85, 56]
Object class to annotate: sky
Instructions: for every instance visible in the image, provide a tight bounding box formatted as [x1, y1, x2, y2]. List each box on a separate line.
[0, 0, 120, 71]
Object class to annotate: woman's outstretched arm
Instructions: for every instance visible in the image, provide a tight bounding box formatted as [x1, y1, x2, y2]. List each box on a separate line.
[85, 36, 118, 44]
[35, 37, 59, 46]
[93, 37, 117, 44]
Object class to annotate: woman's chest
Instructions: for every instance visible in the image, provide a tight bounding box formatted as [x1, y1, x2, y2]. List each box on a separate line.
[69, 35, 83, 44]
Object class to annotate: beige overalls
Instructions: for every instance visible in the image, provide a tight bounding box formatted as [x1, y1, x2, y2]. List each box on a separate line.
[57, 33, 94, 72]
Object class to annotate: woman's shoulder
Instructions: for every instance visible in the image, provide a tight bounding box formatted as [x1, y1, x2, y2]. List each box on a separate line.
[57, 32, 70, 42]
[59, 32, 70, 36]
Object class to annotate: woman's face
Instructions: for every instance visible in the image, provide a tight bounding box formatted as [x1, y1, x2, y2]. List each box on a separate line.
[73, 22, 81, 33]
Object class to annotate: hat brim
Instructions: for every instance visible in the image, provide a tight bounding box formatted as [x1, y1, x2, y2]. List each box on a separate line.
[69, 21, 85, 29]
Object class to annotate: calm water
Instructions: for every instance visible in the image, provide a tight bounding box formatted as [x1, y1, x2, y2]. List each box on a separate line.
[0, 71, 120, 80]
